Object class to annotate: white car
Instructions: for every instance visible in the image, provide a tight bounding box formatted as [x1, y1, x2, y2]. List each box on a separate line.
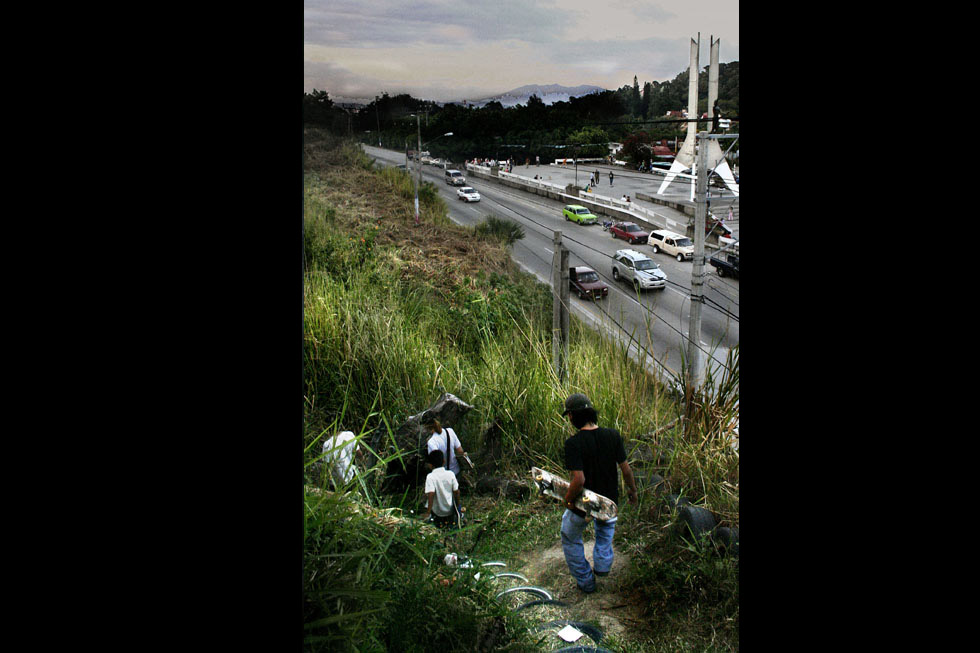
[457, 186, 481, 202]
[649, 230, 694, 262]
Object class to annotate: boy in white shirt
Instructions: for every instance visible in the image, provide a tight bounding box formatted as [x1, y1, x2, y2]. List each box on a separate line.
[422, 450, 462, 529]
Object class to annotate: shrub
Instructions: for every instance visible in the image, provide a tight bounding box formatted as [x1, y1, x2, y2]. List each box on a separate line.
[474, 215, 525, 246]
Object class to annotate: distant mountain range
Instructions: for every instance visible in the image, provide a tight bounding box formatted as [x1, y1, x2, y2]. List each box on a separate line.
[462, 84, 607, 108]
[330, 84, 607, 109]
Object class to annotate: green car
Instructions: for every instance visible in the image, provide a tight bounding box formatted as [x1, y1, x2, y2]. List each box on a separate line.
[562, 204, 598, 225]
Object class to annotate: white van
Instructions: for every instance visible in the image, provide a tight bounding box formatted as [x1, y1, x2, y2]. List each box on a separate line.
[445, 169, 465, 186]
[649, 229, 694, 262]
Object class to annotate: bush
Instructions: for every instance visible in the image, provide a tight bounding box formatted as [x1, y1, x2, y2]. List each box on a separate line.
[474, 215, 525, 246]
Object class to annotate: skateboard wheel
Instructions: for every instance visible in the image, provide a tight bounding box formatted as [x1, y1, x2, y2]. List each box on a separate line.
[582, 496, 590, 504]
[535, 475, 543, 481]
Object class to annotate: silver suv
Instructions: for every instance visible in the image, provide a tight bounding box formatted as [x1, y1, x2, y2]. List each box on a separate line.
[445, 169, 466, 186]
[611, 249, 667, 291]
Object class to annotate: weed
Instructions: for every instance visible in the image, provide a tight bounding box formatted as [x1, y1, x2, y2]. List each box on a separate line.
[474, 214, 526, 246]
[302, 129, 738, 651]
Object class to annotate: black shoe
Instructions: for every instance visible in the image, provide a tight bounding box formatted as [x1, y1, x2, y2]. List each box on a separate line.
[577, 584, 596, 594]
[595, 570, 609, 577]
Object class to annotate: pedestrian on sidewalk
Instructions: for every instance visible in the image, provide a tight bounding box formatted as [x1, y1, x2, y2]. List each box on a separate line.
[609, 171, 614, 186]
[594, 170, 599, 185]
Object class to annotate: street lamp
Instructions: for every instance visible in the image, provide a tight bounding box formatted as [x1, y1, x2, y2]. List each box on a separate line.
[411, 114, 453, 226]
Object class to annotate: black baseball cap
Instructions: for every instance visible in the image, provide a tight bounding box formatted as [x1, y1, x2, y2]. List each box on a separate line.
[562, 393, 593, 415]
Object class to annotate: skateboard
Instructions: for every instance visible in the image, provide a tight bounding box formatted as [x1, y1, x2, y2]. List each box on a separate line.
[530, 466, 618, 521]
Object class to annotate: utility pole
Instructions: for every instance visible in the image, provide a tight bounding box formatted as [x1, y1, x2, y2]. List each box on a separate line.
[686, 132, 709, 389]
[552, 231, 569, 383]
[415, 114, 422, 226]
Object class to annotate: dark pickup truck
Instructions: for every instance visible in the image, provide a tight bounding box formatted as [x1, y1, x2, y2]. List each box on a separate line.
[710, 253, 739, 279]
[569, 266, 609, 300]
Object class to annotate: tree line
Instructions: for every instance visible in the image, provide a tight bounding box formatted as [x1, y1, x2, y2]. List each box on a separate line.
[303, 62, 738, 169]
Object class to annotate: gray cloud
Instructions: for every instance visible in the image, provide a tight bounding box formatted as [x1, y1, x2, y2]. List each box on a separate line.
[304, 1, 737, 101]
[305, 0, 570, 49]
[548, 35, 738, 84]
[304, 60, 499, 102]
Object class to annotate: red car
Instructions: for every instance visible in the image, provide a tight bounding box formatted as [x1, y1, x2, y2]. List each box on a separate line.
[609, 222, 649, 245]
[569, 266, 609, 300]
[706, 218, 733, 238]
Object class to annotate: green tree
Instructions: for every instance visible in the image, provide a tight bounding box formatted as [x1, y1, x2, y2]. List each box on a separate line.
[566, 126, 609, 158]
[303, 89, 335, 126]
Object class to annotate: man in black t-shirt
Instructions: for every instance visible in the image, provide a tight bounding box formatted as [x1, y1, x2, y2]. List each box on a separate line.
[559, 393, 638, 593]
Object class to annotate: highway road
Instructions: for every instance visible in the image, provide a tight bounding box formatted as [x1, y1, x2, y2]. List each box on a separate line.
[361, 145, 739, 385]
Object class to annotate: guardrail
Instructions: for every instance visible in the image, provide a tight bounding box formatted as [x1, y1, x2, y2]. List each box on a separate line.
[499, 170, 566, 192]
[579, 190, 687, 233]
[464, 162, 733, 251]
[551, 159, 628, 167]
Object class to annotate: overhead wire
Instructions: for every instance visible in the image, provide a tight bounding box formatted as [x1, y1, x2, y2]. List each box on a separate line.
[374, 151, 738, 373]
[444, 167, 740, 326]
[470, 185, 735, 371]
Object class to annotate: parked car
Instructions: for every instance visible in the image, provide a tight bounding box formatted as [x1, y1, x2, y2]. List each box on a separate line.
[705, 217, 733, 238]
[457, 186, 481, 202]
[569, 266, 609, 300]
[445, 169, 466, 186]
[609, 222, 649, 245]
[710, 253, 739, 279]
[649, 229, 694, 262]
[562, 204, 598, 225]
[611, 249, 667, 291]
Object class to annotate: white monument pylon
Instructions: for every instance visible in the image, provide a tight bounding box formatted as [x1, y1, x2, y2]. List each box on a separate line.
[657, 37, 699, 197]
[704, 36, 738, 196]
[658, 35, 739, 198]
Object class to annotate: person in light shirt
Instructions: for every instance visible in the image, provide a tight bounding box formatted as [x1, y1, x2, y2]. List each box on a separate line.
[424, 418, 472, 479]
[321, 430, 361, 490]
[422, 450, 462, 529]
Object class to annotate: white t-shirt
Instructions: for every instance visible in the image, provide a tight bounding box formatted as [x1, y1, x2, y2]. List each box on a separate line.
[426, 427, 462, 475]
[424, 466, 459, 517]
[323, 431, 358, 487]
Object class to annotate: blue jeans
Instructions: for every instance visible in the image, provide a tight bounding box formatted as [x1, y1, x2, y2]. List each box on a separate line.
[560, 509, 617, 592]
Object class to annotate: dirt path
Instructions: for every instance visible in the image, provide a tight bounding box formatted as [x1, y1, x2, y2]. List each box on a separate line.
[496, 537, 651, 649]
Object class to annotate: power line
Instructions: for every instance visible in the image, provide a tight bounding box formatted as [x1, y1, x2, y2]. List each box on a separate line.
[372, 151, 737, 371]
[471, 186, 734, 371]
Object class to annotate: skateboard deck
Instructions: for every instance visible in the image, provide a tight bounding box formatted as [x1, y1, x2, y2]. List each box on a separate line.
[530, 466, 617, 521]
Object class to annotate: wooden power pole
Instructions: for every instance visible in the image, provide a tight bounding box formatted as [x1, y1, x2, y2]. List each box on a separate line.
[552, 231, 570, 383]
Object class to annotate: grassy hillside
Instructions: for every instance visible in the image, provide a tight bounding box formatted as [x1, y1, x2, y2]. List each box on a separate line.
[302, 128, 739, 651]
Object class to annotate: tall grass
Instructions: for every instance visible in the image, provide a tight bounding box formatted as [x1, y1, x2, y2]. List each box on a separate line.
[303, 130, 739, 650]
[474, 214, 525, 245]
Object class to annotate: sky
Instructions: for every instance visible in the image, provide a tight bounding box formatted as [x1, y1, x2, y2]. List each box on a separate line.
[304, 0, 739, 103]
